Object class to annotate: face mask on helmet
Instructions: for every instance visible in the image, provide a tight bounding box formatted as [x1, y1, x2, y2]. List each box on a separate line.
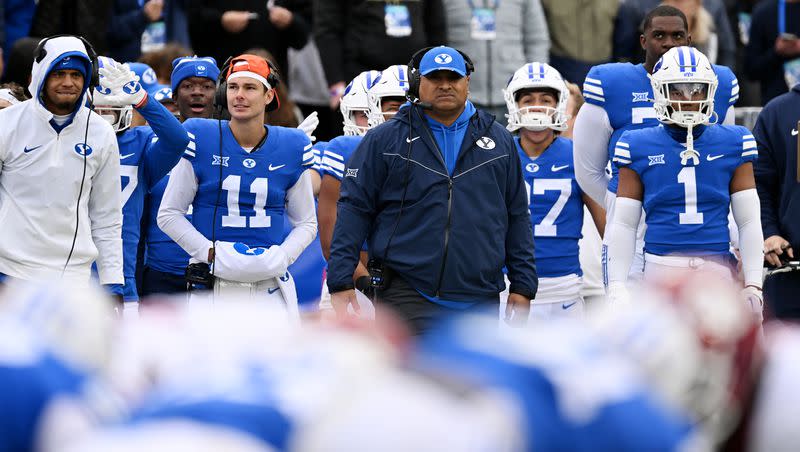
[504, 63, 570, 133]
[368, 65, 409, 128]
[92, 88, 134, 133]
[342, 70, 381, 136]
[651, 47, 718, 128]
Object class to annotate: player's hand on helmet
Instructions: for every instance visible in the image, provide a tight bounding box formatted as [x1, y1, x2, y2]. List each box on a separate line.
[297, 110, 319, 142]
[331, 289, 361, 318]
[98, 60, 147, 107]
[764, 235, 794, 267]
[742, 286, 764, 324]
[504, 293, 530, 327]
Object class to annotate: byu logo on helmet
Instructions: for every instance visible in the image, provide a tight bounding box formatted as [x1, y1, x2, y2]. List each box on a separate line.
[142, 68, 157, 85]
[435, 53, 453, 64]
[243, 158, 256, 169]
[74, 143, 93, 156]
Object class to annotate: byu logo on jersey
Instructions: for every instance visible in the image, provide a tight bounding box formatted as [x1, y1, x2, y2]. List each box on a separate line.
[74, 143, 93, 156]
[525, 163, 539, 173]
[212, 155, 230, 167]
[476, 137, 496, 150]
[632, 92, 649, 102]
[243, 158, 256, 168]
[648, 154, 665, 166]
[435, 53, 453, 64]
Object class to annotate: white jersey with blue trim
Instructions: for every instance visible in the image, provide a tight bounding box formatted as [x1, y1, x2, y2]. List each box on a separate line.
[583, 62, 739, 193]
[415, 315, 704, 451]
[183, 119, 313, 248]
[321, 135, 363, 181]
[516, 136, 584, 278]
[613, 124, 757, 256]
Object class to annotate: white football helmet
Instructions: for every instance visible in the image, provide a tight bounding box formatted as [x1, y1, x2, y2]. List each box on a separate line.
[93, 56, 133, 133]
[367, 65, 410, 127]
[503, 62, 570, 133]
[341, 70, 381, 136]
[651, 46, 718, 128]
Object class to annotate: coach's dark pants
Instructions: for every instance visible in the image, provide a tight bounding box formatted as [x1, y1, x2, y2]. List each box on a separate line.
[375, 275, 498, 336]
[140, 266, 188, 297]
[764, 272, 800, 320]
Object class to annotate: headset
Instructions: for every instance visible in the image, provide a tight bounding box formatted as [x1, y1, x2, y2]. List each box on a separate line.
[34, 34, 100, 90]
[213, 55, 281, 116]
[406, 46, 474, 107]
[34, 35, 100, 276]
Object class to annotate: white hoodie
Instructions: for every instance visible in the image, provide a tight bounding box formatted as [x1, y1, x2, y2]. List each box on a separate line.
[0, 36, 122, 284]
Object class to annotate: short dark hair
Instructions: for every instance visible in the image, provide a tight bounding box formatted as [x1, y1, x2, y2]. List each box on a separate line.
[641, 5, 689, 34]
[514, 87, 559, 103]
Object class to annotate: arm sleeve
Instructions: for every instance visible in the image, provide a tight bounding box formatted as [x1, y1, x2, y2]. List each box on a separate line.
[752, 110, 782, 238]
[605, 196, 642, 284]
[157, 158, 212, 262]
[573, 103, 613, 205]
[107, 8, 149, 47]
[504, 135, 538, 299]
[731, 188, 765, 287]
[522, 0, 550, 63]
[313, 0, 346, 86]
[280, 171, 317, 264]
[90, 131, 124, 285]
[139, 97, 190, 188]
[327, 132, 385, 292]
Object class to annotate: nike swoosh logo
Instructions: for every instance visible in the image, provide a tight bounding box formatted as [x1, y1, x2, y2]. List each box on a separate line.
[706, 154, 724, 161]
[551, 164, 569, 172]
[562, 301, 577, 310]
[119, 153, 136, 159]
[23, 145, 43, 154]
[793, 129, 798, 136]
[406, 136, 420, 143]
[267, 287, 280, 294]
[268, 164, 285, 171]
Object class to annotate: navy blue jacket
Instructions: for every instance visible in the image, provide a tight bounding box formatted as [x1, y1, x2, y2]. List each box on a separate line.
[746, 0, 800, 105]
[754, 84, 800, 249]
[327, 104, 538, 302]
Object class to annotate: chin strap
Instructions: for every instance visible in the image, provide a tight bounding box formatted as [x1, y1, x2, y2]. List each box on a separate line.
[680, 122, 700, 166]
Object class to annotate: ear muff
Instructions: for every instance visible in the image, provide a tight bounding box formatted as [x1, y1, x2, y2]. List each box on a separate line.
[405, 47, 474, 103]
[34, 34, 100, 90]
[214, 55, 282, 114]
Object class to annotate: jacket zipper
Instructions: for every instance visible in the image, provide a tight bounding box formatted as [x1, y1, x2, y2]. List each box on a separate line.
[435, 178, 453, 297]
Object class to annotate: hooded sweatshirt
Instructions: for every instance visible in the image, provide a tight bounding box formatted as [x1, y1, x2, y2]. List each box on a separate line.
[0, 36, 123, 285]
[426, 101, 476, 176]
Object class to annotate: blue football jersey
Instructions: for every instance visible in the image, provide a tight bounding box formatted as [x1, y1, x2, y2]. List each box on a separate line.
[416, 315, 700, 452]
[311, 140, 328, 176]
[113, 99, 189, 301]
[145, 173, 191, 276]
[183, 118, 313, 247]
[517, 137, 584, 277]
[321, 135, 362, 180]
[613, 125, 757, 256]
[583, 62, 739, 193]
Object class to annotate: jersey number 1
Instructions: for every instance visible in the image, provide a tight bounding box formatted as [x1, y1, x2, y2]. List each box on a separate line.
[222, 175, 271, 228]
[677, 167, 704, 224]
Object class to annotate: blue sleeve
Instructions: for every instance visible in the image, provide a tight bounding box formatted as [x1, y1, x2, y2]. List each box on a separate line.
[140, 97, 190, 188]
[752, 107, 782, 238]
[322, 138, 346, 181]
[327, 132, 386, 292]
[611, 133, 633, 170]
[740, 127, 759, 164]
[713, 65, 739, 110]
[503, 131, 538, 299]
[583, 65, 606, 107]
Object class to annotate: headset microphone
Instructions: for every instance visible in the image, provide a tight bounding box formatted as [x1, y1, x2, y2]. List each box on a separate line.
[412, 99, 433, 110]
